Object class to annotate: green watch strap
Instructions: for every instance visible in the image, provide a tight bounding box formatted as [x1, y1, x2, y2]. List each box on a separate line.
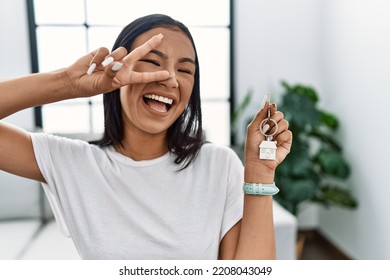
[243, 182, 279, 196]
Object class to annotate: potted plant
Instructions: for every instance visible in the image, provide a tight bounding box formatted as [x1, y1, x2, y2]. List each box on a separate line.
[274, 81, 357, 216]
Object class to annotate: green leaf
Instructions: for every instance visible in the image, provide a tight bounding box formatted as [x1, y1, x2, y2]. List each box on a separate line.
[277, 138, 312, 177]
[315, 148, 351, 179]
[281, 80, 319, 103]
[309, 129, 342, 152]
[275, 178, 318, 215]
[280, 92, 321, 130]
[315, 185, 358, 209]
[281, 80, 292, 92]
[320, 110, 339, 130]
[294, 85, 319, 103]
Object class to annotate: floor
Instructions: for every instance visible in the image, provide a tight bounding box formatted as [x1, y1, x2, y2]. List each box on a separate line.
[300, 230, 351, 260]
[0, 220, 350, 260]
[0, 219, 80, 260]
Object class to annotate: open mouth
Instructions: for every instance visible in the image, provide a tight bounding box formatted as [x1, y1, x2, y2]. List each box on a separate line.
[143, 94, 174, 113]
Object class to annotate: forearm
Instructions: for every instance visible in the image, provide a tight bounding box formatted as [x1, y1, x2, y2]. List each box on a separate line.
[234, 165, 277, 260]
[230, 98, 291, 259]
[0, 70, 71, 119]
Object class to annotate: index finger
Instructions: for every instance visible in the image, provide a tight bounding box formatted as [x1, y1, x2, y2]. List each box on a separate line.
[122, 33, 164, 65]
[127, 70, 171, 84]
[248, 102, 277, 134]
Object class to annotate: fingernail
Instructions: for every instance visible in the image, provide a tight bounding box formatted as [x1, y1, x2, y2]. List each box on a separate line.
[101, 56, 114, 67]
[86, 63, 96, 75]
[111, 62, 123, 72]
[262, 124, 270, 133]
[260, 94, 268, 109]
[157, 33, 163, 39]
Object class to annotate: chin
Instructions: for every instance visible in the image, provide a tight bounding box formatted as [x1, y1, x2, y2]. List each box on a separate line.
[138, 122, 171, 136]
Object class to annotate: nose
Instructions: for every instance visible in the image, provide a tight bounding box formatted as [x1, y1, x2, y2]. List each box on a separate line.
[158, 72, 178, 88]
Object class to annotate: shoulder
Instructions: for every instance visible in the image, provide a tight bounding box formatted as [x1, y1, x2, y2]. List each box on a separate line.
[30, 132, 106, 157]
[200, 142, 236, 155]
[197, 142, 243, 166]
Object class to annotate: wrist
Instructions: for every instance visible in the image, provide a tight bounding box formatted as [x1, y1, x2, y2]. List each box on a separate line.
[244, 162, 275, 184]
[58, 69, 78, 98]
[31, 70, 72, 104]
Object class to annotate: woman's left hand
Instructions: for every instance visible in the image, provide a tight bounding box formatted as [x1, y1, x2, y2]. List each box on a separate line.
[244, 99, 292, 182]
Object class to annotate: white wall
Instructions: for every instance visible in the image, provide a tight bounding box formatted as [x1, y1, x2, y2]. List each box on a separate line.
[317, 0, 390, 260]
[235, 0, 390, 259]
[0, 0, 40, 219]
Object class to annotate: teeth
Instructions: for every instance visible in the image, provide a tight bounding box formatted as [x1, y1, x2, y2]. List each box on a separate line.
[144, 94, 173, 105]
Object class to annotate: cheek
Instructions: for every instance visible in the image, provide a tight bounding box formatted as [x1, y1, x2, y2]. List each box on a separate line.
[119, 86, 140, 117]
[120, 85, 142, 102]
[175, 90, 193, 117]
[119, 87, 131, 109]
[179, 78, 194, 102]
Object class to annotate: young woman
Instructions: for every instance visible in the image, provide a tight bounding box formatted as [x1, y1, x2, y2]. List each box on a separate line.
[0, 14, 292, 260]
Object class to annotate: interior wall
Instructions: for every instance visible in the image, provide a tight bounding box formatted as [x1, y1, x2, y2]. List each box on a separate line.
[317, 0, 390, 259]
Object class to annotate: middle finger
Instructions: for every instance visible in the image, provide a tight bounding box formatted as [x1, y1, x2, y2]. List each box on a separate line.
[122, 33, 164, 65]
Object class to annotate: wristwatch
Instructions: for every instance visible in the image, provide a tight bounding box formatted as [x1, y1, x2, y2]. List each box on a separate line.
[243, 182, 279, 196]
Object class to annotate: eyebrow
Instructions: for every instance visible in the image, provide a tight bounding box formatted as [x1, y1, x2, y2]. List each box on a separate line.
[150, 49, 196, 65]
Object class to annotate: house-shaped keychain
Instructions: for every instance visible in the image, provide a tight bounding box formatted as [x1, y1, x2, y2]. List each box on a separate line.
[259, 139, 277, 160]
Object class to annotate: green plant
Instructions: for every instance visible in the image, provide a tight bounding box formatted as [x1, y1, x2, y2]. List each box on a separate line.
[275, 81, 357, 215]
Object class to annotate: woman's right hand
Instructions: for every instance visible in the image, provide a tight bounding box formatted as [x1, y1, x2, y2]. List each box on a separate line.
[63, 33, 170, 98]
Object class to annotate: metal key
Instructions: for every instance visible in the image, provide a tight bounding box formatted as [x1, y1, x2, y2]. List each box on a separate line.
[259, 94, 278, 160]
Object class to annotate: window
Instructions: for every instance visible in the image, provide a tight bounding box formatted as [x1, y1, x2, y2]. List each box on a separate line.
[28, 0, 233, 146]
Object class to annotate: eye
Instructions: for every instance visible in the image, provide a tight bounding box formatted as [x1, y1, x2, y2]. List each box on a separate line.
[140, 59, 160, 66]
[178, 69, 192, 75]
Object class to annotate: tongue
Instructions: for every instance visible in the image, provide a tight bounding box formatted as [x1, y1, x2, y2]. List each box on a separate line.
[147, 99, 167, 113]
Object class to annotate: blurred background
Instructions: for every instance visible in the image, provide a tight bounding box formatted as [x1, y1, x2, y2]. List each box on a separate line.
[1, 0, 389, 260]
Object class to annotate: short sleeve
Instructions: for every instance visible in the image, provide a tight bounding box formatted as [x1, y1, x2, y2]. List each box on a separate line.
[219, 148, 244, 240]
[30, 133, 84, 237]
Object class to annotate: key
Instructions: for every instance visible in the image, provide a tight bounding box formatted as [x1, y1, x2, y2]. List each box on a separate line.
[259, 94, 278, 160]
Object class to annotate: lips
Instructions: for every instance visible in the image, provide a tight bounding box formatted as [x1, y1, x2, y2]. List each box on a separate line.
[143, 94, 174, 113]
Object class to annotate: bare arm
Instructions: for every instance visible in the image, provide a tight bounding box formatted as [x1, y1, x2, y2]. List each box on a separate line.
[0, 70, 77, 119]
[0, 34, 169, 183]
[220, 100, 293, 260]
[0, 69, 85, 183]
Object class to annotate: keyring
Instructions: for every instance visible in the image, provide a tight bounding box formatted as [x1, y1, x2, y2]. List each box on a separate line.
[259, 118, 278, 160]
[260, 118, 278, 138]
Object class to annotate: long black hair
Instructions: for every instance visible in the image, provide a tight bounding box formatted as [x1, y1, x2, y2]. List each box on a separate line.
[92, 14, 204, 169]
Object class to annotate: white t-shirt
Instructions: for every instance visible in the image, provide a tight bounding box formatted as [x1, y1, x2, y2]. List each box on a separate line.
[30, 133, 244, 260]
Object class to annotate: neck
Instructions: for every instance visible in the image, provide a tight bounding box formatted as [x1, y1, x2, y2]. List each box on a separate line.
[115, 127, 169, 161]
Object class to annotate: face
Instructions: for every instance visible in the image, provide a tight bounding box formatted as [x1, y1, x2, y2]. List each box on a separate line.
[119, 27, 196, 137]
